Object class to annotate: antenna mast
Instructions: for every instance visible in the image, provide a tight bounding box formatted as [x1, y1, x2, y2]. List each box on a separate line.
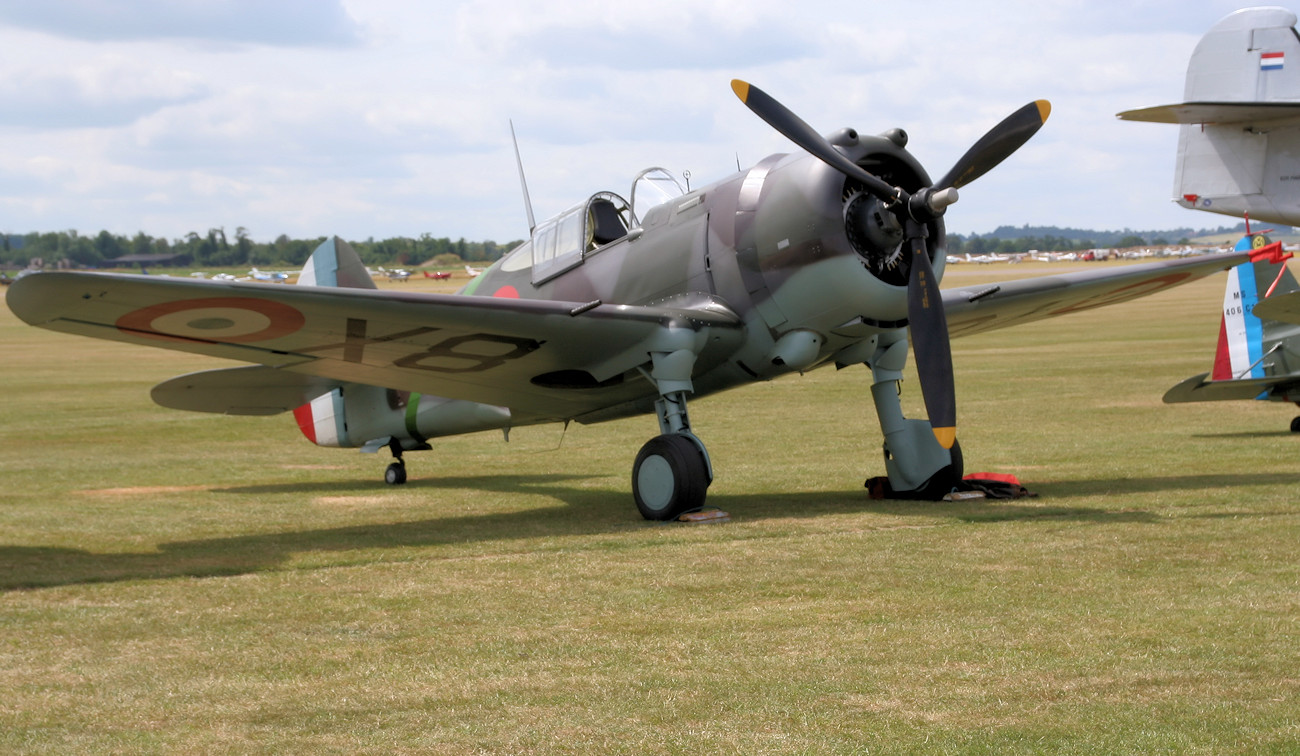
[510, 120, 536, 235]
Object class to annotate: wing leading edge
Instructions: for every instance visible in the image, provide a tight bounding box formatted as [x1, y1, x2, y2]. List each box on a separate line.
[941, 252, 1251, 339]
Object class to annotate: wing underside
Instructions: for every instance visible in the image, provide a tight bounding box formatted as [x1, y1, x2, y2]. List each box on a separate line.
[1117, 101, 1300, 126]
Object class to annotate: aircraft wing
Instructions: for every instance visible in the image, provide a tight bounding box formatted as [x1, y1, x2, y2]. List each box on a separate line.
[1253, 290, 1300, 325]
[6, 272, 745, 420]
[1117, 101, 1300, 126]
[1162, 372, 1299, 403]
[942, 252, 1250, 339]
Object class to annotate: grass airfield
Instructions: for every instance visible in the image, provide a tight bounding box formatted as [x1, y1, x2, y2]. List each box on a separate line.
[1, 263, 1297, 753]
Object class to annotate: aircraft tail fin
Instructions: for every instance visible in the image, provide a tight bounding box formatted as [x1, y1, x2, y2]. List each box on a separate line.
[1117, 7, 1300, 225]
[298, 236, 376, 289]
[1164, 239, 1300, 404]
[1211, 252, 1297, 382]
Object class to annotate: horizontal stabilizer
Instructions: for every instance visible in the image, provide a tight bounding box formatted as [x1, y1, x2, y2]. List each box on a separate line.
[1118, 101, 1300, 125]
[1253, 290, 1300, 325]
[1163, 372, 1296, 404]
[152, 366, 344, 415]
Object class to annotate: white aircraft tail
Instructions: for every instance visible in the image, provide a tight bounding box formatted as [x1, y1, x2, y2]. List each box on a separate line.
[1119, 7, 1300, 226]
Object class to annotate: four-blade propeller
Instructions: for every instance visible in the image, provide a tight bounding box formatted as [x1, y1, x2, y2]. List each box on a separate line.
[732, 79, 1050, 450]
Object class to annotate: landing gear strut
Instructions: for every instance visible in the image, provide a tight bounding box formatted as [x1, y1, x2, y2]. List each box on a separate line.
[866, 334, 963, 499]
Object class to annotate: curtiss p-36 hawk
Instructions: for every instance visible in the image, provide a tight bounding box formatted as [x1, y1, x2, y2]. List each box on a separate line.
[7, 81, 1268, 519]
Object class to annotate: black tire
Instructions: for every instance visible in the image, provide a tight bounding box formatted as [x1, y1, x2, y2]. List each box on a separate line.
[384, 462, 407, 485]
[1291, 416, 1300, 433]
[632, 434, 710, 520]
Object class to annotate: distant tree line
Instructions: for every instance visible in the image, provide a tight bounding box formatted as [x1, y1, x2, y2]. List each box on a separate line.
[945, 232, 1185, 256]
[3, 220, 1286, 270]
[949, 221, 1287, 255]
[0, 228, 524, 269]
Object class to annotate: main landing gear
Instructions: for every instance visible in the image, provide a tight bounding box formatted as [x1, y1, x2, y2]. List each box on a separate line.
[633, 433, 710, 520]
[630, 348, 713, 521]
[866, 335, 963, 499]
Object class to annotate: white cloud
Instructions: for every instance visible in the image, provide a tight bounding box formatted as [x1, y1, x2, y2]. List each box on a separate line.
[0, 0, 1279, 242]
[0, 0, 363, 46]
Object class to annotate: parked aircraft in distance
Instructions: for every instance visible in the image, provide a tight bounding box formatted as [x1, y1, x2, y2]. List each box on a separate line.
[249, 268, 290, 282]
[7, 80, 1264, 518]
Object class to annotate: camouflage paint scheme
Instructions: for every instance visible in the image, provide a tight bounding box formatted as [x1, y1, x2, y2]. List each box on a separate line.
[7, 112, 1256, 517]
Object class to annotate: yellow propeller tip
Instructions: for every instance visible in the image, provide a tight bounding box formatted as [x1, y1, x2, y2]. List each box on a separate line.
[731, 79, 751, 102]
[1036, 100, 1052, 122]
[933, 427, 956, 449]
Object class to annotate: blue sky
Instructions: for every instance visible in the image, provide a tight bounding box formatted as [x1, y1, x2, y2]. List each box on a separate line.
[0, 0, 1271, 243]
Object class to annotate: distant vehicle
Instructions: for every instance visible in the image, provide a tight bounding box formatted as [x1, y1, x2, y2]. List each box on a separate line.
[464, 265, 483, 277]
[385, 268, 411, 282]
[424, 271, 452, 280]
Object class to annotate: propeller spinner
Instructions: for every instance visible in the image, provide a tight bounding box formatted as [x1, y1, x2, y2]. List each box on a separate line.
[731, 79, 1050, 449]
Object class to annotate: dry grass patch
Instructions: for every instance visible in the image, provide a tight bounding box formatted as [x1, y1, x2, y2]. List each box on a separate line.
[3, 267, 1299, 753]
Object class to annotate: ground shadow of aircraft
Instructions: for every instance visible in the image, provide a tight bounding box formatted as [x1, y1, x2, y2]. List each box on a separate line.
[17, 468, 1300, 592]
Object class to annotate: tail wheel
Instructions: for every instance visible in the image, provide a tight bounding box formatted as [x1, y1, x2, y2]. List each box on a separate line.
[1291, 416, 1300, 433]
[632, 434, 710, 520]
[384, 461, 407, 485]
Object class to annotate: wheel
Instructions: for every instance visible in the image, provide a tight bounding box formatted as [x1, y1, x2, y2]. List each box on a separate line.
[632, 434, 710, 520]
[384, 461, 407, 485]
[1291, 416, 1300, 433]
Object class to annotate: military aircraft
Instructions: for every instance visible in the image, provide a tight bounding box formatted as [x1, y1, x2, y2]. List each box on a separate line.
[1163, 231, 1300, 431]
[249, 268, 290, 283]
[6, 80, 1264, 519]
[1118, 6, 1300, 226]
[1119, 7, 1300, 432]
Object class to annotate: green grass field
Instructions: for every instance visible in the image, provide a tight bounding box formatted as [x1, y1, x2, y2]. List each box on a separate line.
[2, 264, 1297, 753]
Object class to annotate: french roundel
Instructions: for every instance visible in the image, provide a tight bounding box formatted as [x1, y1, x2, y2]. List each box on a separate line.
[116, 297, 306, 343]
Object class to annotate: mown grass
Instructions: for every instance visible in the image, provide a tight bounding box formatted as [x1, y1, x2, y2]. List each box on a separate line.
[1, 264, 1297, 754]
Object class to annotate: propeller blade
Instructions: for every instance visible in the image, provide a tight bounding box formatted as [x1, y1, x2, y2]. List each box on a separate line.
[906, 231, 956, 448]
[731, 79, 901, 202]
[935, 100, 1051, 191]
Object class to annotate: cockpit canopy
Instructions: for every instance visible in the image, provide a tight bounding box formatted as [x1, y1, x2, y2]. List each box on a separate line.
[498, 168, 689, 285]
